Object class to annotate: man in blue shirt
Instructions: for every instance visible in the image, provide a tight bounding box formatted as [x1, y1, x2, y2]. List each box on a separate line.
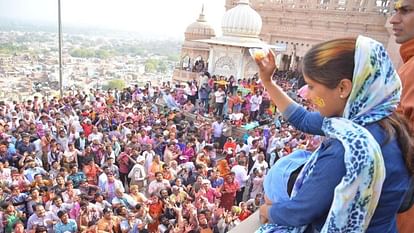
[162, 90, 179, 110]
[16, 133, 36, 155]
[54, 210, 77, 233]
[23, 159, 48, 182]
[210, 170, 224, 189]
[67, 164, 86, 188]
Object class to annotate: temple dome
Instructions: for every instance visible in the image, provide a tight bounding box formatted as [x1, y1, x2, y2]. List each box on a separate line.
[185, 6, 216, 40]
[221, 0, 262, 38]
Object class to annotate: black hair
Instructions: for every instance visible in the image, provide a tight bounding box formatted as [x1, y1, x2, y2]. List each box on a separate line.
[57, 210, 67, 218]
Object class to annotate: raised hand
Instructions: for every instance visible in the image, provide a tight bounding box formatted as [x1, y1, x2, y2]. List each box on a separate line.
[184, 223, 194, 233]
[173, 205, 182, 214]
[254, 49, 277, 84]
[172, 225, 181, 233]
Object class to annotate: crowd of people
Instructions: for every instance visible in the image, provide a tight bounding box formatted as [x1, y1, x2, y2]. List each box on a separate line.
[163, 70, 302, 127]
[0, 1, 412, 232]
[0, 71, 319, 233]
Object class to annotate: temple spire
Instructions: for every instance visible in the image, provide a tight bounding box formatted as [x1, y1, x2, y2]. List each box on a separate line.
[197, 4, 206, 22]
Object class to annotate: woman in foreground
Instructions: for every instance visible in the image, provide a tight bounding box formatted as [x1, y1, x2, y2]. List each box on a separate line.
[255, 36, 413, 232]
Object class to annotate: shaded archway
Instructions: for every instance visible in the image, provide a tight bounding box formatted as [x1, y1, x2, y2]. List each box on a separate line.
[182, 55, 191, 70]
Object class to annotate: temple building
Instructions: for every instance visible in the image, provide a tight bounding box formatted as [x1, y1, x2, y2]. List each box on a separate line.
[173, 0, 399, 82]
[197, 0, 268, 80]
[228, 0, 400, 70]
[172, 6, 216, 82]
[173, 0, 270, 82]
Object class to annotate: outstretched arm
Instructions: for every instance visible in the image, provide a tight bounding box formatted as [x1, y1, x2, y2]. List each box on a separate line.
[254, 50, 294, 113]
[283, 103, 324, 136]
[255, 51, 324, 136]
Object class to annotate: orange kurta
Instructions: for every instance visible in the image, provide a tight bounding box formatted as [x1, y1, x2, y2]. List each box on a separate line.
[83, 164, 100, 185]
[147, 201, 164, 233]
[397, 38, 414, 130]
[217, 160, 230, 177]
[220, 180, 239, 211]
[396, 38, 414, 233]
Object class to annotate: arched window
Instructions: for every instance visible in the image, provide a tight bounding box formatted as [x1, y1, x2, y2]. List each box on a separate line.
[193, 55, 205, 72]
[182, 55, 190, 70]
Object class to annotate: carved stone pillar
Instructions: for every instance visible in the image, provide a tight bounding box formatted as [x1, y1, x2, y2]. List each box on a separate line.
[290, 45, 297, 71]
[385, 0, 394, 12]
[329, 0, 338, 10]
[346, 0, 356, 11]
[366, 0, 377, 12]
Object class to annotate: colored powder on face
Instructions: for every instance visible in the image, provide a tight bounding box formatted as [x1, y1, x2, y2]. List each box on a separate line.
[395, 0, 403, 9]
[313, 96, 326, 108]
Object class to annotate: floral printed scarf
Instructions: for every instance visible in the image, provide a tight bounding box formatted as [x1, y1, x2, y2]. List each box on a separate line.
[257, 36, 401, 233]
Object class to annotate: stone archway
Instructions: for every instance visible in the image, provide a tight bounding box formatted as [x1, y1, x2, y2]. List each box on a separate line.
[193, 55, 205, 72]
[181, 55, 191, 70]
[275, 53, 283, 69]
[214, 56, 236, 77]
[244, 60, 258, 79]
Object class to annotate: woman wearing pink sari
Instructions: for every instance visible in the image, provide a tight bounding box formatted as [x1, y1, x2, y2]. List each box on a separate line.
[220, 172, 240, 211]
[181, 142, 195, 163]
[243, 93, 252, 114]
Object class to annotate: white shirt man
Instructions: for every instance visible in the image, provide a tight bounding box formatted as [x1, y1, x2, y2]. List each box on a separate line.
[61, 188, 81, 204]
[27, 204, 60, 232]
[101, 173, 125, 203]
[112, 188, 137, 210]
[143, 149, 155, 173]
[88, 131, 103, 143]
[48, 197, 74, 216]
[250, 154, 269, 175]
[148, 172, 171, 195]
[128, 157, 146, 186]
[98, 167, 111, 191]
[231, 161, 249, 189]
[212, 120, 224, 139]
[250, 94, 262, 112]
[0, 162, 11, 185]
[214, 89, 226, 104]
[236, 142, 250, 155]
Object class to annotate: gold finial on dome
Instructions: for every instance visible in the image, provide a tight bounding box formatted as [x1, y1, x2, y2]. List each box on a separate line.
[197, 4, 206, 22]
[184, 3, 215, 40]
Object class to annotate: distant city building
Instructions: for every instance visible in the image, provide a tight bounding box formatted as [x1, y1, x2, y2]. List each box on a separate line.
[0, 30, 177, 101]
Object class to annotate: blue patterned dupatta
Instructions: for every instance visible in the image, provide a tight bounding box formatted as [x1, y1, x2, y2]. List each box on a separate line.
[257, 36, 401, 233]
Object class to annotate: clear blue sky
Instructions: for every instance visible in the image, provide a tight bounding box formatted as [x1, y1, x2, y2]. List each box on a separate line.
[0, 0, 226, 37]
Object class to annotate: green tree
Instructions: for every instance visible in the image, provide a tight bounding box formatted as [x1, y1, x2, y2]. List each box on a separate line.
[145, 59, 159, 73]
[69, 48, 95, 58]
[106, 79, 126, 90]
[95, 49, 111, 59]
[157, 60, 168, 73]
[0, 43, 28, 55]
[167, 54, 180, 62]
